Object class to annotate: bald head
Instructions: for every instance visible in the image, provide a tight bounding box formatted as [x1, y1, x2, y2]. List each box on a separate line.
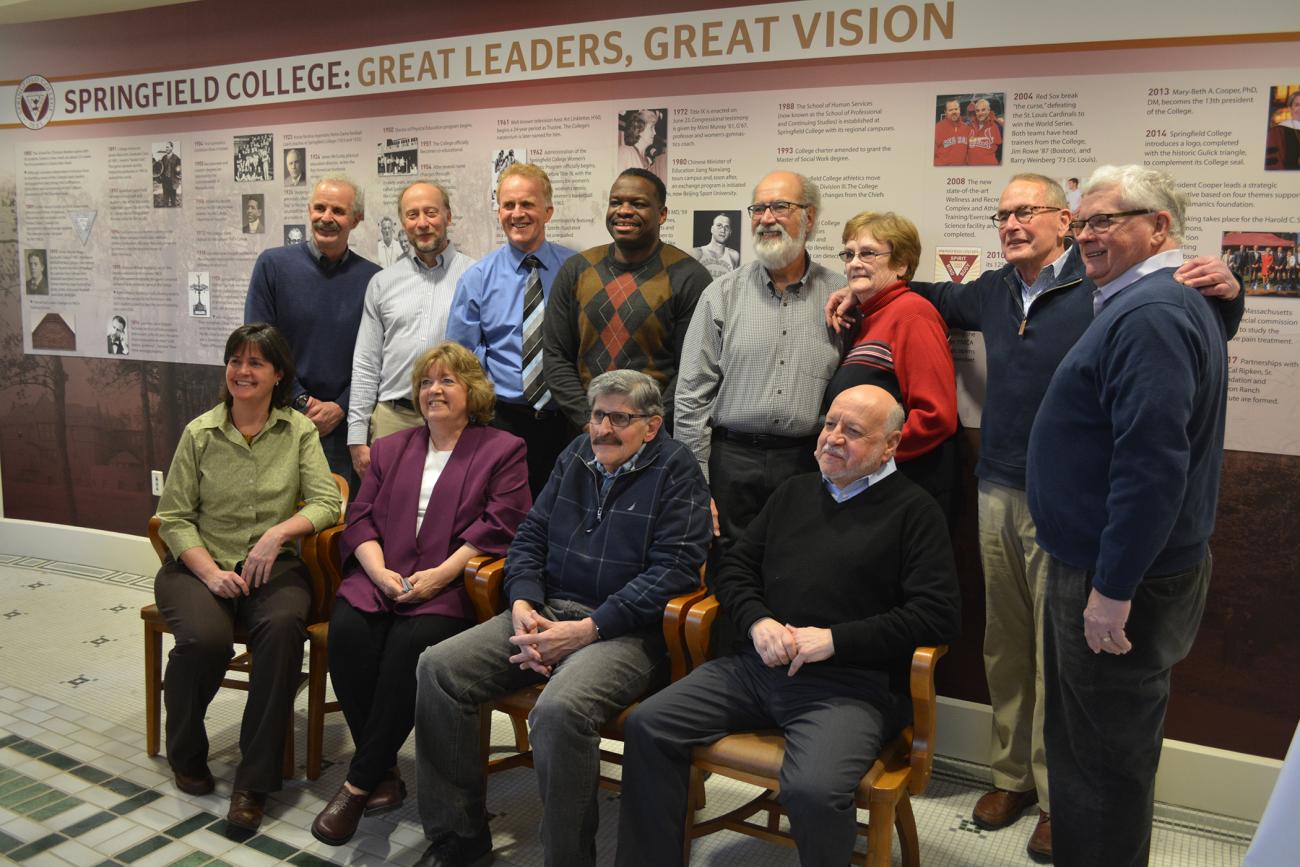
[816, 385, 904, 486]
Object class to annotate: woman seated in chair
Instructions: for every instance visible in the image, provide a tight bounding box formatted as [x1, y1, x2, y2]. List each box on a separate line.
[154, 322, 342, 830]
[311, 341, 531, 846]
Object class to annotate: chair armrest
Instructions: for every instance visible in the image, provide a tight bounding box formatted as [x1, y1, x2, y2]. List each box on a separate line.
[146, 516, 168, 563]
[907, 644, 947, 795]
[468, 558, 507, 623]
[303, 524, 346, 625]
[683, 595, 721, 670]
[663, 586, 710, 682]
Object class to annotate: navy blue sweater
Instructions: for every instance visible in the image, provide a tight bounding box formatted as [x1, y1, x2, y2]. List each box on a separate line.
[505, 427, 711, 639]
[1026, 268, 1228, 600]
[244, 243, 379, 411]
[912, 244, 1243, 490]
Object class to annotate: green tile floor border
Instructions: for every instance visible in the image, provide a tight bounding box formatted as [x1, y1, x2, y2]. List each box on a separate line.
[0, 734, 337, 865]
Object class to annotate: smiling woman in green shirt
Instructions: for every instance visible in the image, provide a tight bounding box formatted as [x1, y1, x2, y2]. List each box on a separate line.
[154, 322, 342, 832]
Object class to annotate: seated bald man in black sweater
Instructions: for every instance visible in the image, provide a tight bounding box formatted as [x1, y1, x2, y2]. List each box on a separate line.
[615, 384, 961, 867]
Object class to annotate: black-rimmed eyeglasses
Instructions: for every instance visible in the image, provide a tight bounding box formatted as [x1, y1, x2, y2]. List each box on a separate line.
[590, 410, 650, 428]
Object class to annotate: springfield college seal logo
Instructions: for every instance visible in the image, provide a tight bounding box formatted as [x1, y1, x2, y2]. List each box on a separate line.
[16, 75, 55, 130]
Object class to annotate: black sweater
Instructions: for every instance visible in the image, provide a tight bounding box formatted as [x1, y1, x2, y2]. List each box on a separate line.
[715, 470, 961, 687]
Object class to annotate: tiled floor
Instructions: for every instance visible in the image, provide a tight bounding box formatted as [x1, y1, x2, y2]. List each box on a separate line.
[0, 553, 1257, 865]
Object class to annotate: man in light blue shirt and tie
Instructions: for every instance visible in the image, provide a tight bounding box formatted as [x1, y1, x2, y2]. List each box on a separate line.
[448, 163, 577, 497]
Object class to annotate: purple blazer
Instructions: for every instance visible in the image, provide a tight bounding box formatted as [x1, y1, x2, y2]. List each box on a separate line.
[336, 423, 531, 619]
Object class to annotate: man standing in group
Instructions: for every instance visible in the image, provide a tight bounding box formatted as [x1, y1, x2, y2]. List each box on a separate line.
[674, 170, 843, 550]
[284, 148, 306, 186]
[448, 163, 577, 498]
[348, 180, 475, 478]
[542, 168, 709, 433]
[823, 172, 1240, 861]
[934, 99, 969, 166]
[376, 216, 404, 267]
[245, 173, 379, 488]
[616, 384, 960, 867]
[1027, 166, 1231, 867]
[412, 370, 711, 867]
[966, 98, 1003, 166]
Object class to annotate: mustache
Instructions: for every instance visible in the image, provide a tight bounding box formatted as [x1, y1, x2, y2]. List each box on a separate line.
[592, 435, 622, 446]
[817, 443, 846, 459]
[312, 218, 339, 232]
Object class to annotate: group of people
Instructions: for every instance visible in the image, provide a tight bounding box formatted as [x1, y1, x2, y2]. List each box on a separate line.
[1228, 243, 1299, 293]
[152, 158, 1241, 867]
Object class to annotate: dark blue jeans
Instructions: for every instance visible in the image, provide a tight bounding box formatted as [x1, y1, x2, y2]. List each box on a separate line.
[1043, 554, 1211, 867]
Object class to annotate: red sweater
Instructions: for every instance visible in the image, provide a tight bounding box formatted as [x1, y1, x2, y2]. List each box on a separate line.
[854, 281, 958, 461]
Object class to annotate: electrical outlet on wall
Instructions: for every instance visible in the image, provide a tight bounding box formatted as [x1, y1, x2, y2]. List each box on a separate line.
[151, 470, 164, 496]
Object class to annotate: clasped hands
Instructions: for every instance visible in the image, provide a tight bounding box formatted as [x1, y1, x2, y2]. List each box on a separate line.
[507, 600, 598, 677]
[750, 617, 834, 675]
[371, 562, 457, 604]
[201, 527, 285, 598]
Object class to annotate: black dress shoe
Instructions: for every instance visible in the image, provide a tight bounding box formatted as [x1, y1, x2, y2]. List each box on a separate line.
[312, 784, 369, 845]
[365, 770, 407, 815]
[172, 768, 214, 796]
[413, 826, 493, 867]
[226, 789, 266, 831]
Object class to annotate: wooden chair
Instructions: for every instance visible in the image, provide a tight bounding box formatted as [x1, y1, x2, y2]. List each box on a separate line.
[303, 548, 495, 780]
[465, 558, 707, 787]
[681, 594, 947, 867]
[141, 473, 347, 780]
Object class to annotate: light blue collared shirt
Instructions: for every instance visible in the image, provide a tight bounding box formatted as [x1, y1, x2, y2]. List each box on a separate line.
[1092, 249, 1184, 315]
[1014, 245, 1073, 314]
[446, 239, 577, 404]
[821, 457, 897, 503]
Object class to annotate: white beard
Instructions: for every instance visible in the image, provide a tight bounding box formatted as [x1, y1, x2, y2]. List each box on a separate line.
[753, 216, 807, 271]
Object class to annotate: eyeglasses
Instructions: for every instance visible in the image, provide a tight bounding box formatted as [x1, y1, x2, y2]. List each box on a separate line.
[990, 206, 1062, 227]
[838, 248, 892, 264]
[590, 410, 651, 428]
[1068, 210, 1154, 234]
[747, 201, 810, 218]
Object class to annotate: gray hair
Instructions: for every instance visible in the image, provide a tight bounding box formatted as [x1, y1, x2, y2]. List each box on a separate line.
[586, 369, 664, 417]
[753, 171, 822, 240]
[884, 400, 906, 436]
[1083, 164, 1186, 243]
[313, 173, 366, 218]
[1009, 173, 1067, 209]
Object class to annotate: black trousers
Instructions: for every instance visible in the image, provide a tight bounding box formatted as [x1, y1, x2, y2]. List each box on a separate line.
[616, 650, 906, 867]
[1044, 555, 1211, 867]
[153, 554, 310, 793]
[491, 401, 572, 501]
[327, 597, 471, 791]
[707, 435, 816, 552]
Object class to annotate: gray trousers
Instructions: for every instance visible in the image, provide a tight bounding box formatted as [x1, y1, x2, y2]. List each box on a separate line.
[414, 600, 667, 867]
[616, 650, 907, 867]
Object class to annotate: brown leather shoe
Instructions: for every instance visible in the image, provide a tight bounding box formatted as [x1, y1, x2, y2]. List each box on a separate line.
[172, 768, 214, 796]
[365, 770, 407, 815]
[226, 789, 266, 831]
[312, 784, 369, 846]
[972, 787, 1038, 829]
[1027, 810, 1052, 863]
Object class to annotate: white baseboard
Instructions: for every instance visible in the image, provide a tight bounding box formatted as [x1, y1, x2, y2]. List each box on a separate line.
[0, 517, 1285, 823]
[0, 517, 157, 576]
[937, 696, 1283, 823]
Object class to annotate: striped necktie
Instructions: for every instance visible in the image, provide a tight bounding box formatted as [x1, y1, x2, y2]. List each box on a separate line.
[521, 254, 551, 410]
